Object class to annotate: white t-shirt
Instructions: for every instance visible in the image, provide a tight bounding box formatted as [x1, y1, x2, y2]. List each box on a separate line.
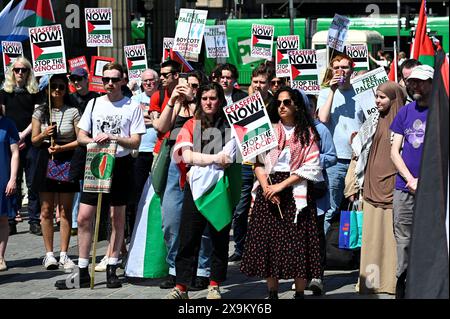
[78, 95, 146, 157]
[273, 125, 295, 172]
[132, 92, 157, 153]
[317, 87, 365, 160]
[225, 93, 233, 106]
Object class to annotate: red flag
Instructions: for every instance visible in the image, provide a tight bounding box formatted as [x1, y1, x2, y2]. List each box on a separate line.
[411, 0, 435, 67]
[169, 49, 194, 73]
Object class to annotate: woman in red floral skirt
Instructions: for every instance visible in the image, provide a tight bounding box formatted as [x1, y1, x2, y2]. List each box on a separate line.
[240, 87, 323, 299]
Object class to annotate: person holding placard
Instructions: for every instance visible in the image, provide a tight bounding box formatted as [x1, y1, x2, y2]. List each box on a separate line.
[31, 74, 80, 272]
[317, 54, 365, 234]
[55, 63, 145, 289]
[241, 87, 323, 299]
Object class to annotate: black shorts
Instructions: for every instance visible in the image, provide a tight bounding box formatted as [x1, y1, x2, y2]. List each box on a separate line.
[80, 155, 133, 207]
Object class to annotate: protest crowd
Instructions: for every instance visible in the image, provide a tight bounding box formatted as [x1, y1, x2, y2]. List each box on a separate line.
[0, 0, 448, 301]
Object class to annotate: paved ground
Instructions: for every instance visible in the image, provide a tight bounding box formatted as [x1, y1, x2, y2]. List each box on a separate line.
[0, 216, 394, 300]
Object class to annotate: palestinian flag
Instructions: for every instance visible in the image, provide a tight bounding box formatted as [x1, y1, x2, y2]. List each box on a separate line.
[125, 176, 169, 279]
[411, 0, 435, 67]
[406, 50, 449, 299]
[252, 34, 272, 49]
[0, 0, 55, 43]
[189, 140, 242, 232]
[87, 20, 111, 36]
[231, 109, 266, 143]
[291, 63, 318, 81]
[32, 40, 63, 61]
[169, 49, 194, 72]
[127, 55, 146, 71]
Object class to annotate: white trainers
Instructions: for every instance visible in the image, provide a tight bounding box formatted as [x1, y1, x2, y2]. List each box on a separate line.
[164, 287, 189, 299]
[59, 255, 76, 273]
[95, 255, 108, 272]
[43, 255, 59, 270]
[0, 258, 7, 271]
[206, 285, 222, 299]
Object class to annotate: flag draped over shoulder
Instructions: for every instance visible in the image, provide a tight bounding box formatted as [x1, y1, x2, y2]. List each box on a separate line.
[0, 0, 55, 43]
[411, 0, 435, 67]
[186, 139, 242, 232]
[406, 50, 449, 299]
[125, 176, 168, 279]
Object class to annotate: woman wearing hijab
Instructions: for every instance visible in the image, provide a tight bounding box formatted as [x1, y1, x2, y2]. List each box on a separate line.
[356, 81, 406, 294]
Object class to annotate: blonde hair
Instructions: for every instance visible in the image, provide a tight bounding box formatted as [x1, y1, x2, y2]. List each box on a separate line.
[3, 57, 39, 94]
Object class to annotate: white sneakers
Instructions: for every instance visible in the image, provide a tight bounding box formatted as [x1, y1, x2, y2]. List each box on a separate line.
[43, 255, 59, 270]
[43, 254, 75, 272]
[164, 287, 189, 299]
[95, 255, 108, 272]
[0, 258, 7, 271]
[59, 255, 76, 273]
[206, 285, 222, 299]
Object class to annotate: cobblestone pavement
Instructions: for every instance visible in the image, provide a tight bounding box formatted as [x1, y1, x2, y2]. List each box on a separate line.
[1, 216, 394, 300]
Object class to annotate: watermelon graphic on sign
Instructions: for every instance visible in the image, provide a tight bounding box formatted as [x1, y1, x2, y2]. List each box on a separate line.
[91, 153, 115, 180]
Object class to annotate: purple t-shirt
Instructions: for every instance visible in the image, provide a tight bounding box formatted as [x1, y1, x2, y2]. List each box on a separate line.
[390, 101, 428, 192]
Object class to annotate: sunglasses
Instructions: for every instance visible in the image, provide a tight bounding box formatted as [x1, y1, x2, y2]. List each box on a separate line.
[160, 72, 173, 78]
[101, 77, 121, 84]
[275, 99, 293, 108]
[271, 80, 282, 85]
[13, 67, 29, 74]
[69, 75, 85, 82]
[189, 83, 199, 89]
[50, 84, 66, 91]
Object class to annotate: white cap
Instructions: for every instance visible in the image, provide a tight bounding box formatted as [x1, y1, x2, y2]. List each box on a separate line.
[408, 65, 434, 81]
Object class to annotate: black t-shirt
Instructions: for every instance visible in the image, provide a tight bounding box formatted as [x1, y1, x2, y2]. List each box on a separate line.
[0, 89, 43, 132]
[69, 91, 100, 115]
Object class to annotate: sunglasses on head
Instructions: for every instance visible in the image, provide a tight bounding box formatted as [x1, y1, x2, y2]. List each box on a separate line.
[275, 99, 293, 108]
[50, 83, 66, 91]
[101, 77, 121, 84]
[13, 67, 29, 74]
[69, 75, 85, 82]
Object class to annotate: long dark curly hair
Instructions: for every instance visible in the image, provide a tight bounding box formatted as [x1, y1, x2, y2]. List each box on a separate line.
[268, 86, 320, 147]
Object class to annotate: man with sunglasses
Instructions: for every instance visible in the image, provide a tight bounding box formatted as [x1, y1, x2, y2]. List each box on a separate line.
[149, 60, 181, 156]
[0, 57, 42, 236]
[68, 68, 99, 114]
[55, 63, 145, 290]
[317, 54, 365, 234]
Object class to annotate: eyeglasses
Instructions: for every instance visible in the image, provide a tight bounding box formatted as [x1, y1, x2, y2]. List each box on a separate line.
[275, 99, 293, 108]
[271, 80, 282, 85]
[142, 78, 156, 84]
[69, 75, 85, 82]
[50, 84, 66, 91]
[101, 77, 121, 84]
[160, 72, 173, 78]
[189, 83, 199, 89]
[13, 67, 29, 74]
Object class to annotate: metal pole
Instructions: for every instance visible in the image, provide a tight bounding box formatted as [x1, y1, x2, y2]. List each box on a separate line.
[397, 0, 401, 51]
[289, 0, 294, 35]
[261, 4, 264, 19]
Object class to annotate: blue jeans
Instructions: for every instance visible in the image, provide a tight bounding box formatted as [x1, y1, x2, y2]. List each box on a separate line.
[324, 159, 350, 234]
[161, 159, 211, 277]
[231, 164, 254, 256]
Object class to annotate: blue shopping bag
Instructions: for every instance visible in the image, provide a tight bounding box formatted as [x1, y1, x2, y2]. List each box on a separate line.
[339, 204, 363, 250]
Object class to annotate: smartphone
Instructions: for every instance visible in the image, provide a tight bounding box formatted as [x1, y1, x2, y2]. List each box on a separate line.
[178, 73, 188, 86]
